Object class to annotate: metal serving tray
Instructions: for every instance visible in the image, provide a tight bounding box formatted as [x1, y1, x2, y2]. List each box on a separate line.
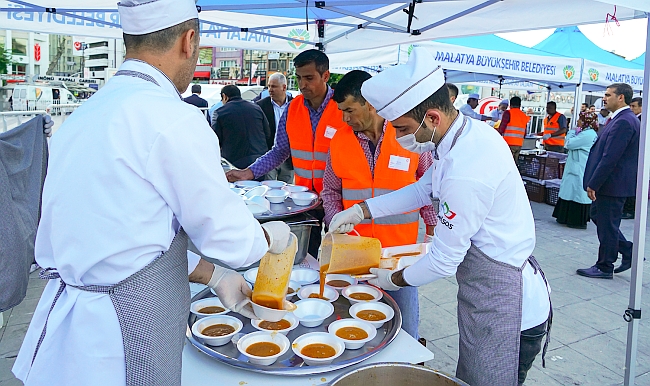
[186, 287, 402, 376]
[253, 197, 322, 221]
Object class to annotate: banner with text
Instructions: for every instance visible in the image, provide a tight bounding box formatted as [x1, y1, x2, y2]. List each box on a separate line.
[582, 59, 644, 91]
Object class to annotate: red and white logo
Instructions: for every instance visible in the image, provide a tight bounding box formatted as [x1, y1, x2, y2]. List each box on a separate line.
[74, 41, 82, 51]
[33, 43, 41, 62]
[477, 96, 502, 115]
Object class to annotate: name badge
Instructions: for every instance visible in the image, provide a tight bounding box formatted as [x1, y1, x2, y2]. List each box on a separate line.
[388, 155, 410, 172]
[324, 126, 337, 139]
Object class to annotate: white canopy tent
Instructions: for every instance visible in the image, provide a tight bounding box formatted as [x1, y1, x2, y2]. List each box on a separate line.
[2, 1, 650, 385]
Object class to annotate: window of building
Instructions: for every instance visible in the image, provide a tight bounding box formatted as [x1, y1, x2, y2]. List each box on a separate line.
[34, 65, 40, 75]
[89, 41, 108, 48]
[89, 54, 109, 60]
[12, 64, 26, 74]
[221, 47, 237, 52]
[220, 60, 236, 68]
[11, 38, 28, 56]
[269, 60, 278, 71]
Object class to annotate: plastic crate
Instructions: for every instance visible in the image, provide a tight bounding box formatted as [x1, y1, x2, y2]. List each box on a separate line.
[545, 186, 560, 206]
[517, 154, 560, 180]
[524, 180, 546, 203]
[558, 161, 566, 179]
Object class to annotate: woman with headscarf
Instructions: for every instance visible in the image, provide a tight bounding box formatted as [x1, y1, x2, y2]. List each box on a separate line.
[552, 111, 599, 229]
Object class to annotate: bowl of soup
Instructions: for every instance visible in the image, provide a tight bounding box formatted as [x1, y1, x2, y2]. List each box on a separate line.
[251, 313, 299, 336]
[191, 315, 243, 346]
[285, 280, 301, 299]
[237, 331, 291, 366]
[292, 332, 346, 366]
[290, 268, 319, 286]
[349, 302, 395, 329]
[325, 274, 358, 292]
[327, 318, 377, 350]
[293, 299, 334, 328]
[342, 284, 383, 305]
[190, 297, 229, 319]
[297, 284, 339, 303]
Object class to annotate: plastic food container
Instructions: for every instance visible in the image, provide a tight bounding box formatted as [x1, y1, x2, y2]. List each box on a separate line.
[190, 297, 230, 319]
[251, 313, 299, 335]
[342, 285, 383, 305]
[282, 185, 309, 193]
[297, 284, 339, 303]
[320, 234, 382, 276]
[327, 318, 377, 350]
[191, 315, 243, 346]
[265, 189, 290, 204]
[235, 180, 261, 189]
[262, 180, 287, 189]
[293, 298, 334, 327]
[325, 274, 358, 292]
[290, 268, 319, 286]
[252, 234, 297, 310]
[290, 192, 318, 206]
[349, 302, 395, 329]
[237, 331, 290, 366]
[285, 280, 301, 299]
[292, 332, 346, 366]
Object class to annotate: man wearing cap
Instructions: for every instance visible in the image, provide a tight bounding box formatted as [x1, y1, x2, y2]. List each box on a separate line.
[459, 93, 495, 122]
[12, 1, 292, 385]
[227, 50, 349, 257]
[329, 48, 552, 386]
[490, 98, 509, 127]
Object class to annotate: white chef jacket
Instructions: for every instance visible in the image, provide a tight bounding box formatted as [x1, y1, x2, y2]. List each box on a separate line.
[13, 60, 268, 385]
[459, 103, 484, 121]
[367, 114, 551, 331]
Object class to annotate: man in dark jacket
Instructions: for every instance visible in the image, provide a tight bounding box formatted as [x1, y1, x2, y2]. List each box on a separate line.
[183, 84, 208, 109]
[212, 85, 271, 171]
[256, 73, 294, 182]
[577, 83, 640, 279]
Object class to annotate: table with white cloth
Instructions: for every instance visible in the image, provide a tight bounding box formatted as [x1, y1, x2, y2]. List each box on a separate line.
[182, 254, 435, 386]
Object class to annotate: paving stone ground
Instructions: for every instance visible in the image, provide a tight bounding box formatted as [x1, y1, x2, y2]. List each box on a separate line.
[1, 201, 649, 385]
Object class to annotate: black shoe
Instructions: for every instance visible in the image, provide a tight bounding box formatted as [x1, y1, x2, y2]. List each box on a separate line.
[614, 262, 632, 273]
[622, 213, 635, 220]
[567, 223, 587, 229]
[576, 265, 613, 279]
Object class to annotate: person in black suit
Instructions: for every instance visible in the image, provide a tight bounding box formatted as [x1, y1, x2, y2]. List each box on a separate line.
[577, 83, 640, 279]
[212, 85, 272, 172]
[183, 84, 209, 121]
[256, 73, 294, 183]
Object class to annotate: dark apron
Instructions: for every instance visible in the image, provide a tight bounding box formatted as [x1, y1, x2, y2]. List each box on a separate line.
[31, 68, 191, 386]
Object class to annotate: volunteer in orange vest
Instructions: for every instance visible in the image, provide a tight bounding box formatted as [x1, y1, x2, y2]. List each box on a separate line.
[321, 70, 436, 339]
[227, 50, 348, 257]
[542, 101, 568, 153]
[498, 96, 530, 161]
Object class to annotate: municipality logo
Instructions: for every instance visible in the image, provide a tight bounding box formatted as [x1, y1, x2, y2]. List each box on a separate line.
[288, 29, 310, 50]
[442, 202, 456, 220]
[563, 65, 575, 80]
[588, 68, 599, 82]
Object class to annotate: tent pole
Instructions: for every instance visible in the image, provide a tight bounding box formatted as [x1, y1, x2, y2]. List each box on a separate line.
[623, 12, 650, 386]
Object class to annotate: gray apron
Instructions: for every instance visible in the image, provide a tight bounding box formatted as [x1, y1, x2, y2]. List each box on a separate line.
[33, 229, 189, 386]
[32, 68, 191, 385]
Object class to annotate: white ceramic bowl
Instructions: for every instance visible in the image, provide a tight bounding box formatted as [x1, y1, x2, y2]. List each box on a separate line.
[290, 192, 318, 206]
[290, 268, 319, 286]
[292, 332, 346, 366]
[324, 274, 358, 292]
[282, 184, 309, 193]
[235, 180, 261, 189]
[327, 318, 377, 350]
[286, 280, 301, 299]
[297, 284, 339, 303]
[230, 187, 246, 196]
[265, 189, 290, 204]
[342, 284, 383, 305]
[190, 297, 230, 319]
[349, 301, 395, 329]
[293, 298, 334, 328]
[244, 185, 269, 199]
[251, 313, 299, 335]
[237, 331, 290, 366]
[243, 267, 259, 285]
[191, 315, 243, 346]
[251, 301, 291, 323]
[261, 180, 287, 189]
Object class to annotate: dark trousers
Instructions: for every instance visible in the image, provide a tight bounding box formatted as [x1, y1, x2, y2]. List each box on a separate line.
[307, 205, 325, 258]
[623, 196, 636, 216]
[590, 195, 633, 273]
[518, 320, 548, 385]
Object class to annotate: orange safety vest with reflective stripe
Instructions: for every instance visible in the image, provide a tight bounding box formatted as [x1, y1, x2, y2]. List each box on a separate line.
[329, 122, 420, 247]
[503, 108, 530, 147]
[286, 95, 347, 194]
[543, 112, 565, 147]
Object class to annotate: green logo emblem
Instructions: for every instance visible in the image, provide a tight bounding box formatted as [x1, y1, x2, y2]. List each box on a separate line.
[563, 65, 575, 80]
[588, 68, 599, 82]
[288, 29, 310, 50]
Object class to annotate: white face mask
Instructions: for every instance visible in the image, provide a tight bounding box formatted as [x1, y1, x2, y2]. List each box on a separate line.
[397, 114, 437, 154]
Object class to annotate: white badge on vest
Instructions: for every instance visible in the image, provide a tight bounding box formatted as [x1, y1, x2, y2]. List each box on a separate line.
[388, 155, 410, 171]
[324, 126, 337, 139]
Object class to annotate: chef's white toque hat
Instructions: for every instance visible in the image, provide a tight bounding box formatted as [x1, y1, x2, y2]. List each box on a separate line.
[361, 47, 445, 121]
[118, 0, 199, 35]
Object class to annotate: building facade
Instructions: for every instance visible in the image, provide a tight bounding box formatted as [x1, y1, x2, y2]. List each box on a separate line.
[1, 30, 50, 78]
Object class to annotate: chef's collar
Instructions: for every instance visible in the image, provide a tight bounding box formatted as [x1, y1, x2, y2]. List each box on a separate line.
[120, 59, 183, 100]
[433, 111, 464, 160]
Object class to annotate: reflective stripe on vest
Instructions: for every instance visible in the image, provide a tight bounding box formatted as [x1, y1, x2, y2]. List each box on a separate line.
[543, 112, 565, 147]
[285, 95, 346, 194]
[329, 122, 421, 247]
[503, 108, 529, 147]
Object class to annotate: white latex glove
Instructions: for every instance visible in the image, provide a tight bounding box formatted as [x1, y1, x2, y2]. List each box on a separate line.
[260, 221, 291, 254]
[424, 234, 434, 243]
[208, 265, 258, 319]
[368, 268, 402, 292]
[329, 204, 364, 234]
[43, 114, 54, 137]
[542, 134, 551, 140]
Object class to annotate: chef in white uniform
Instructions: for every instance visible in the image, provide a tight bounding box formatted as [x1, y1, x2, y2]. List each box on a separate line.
[13, 1, 291, 385]
[330, 48, 552, 386]
[459, 93, 494, 122]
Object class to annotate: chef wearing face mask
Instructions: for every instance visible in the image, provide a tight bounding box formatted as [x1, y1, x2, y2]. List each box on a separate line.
[329, 48, 552, 386]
